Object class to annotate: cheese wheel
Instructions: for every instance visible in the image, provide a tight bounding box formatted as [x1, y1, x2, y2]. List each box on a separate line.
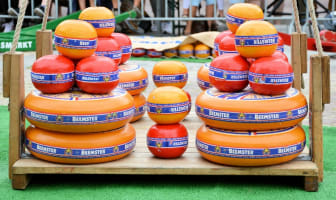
[147, 86, 189, 124]
[95, 37, 122, 65]
[132, 48, 146, 57]
[164, 48, 178, 58]
[118, 63, 148, 95]
[195, 44, 210, 59]
[111, 33, 132, 64]
[277, 35, 284, 52]
[218, 35, 238, 55]
[197, 63, 212, 90]
[152, 61, 188, 88]
[24, 88, 134, 133]
[196, 125, 305, 166]
[147, 49, 162, 58]
[131, 94, 146, 122]
[178, 44, 194, 58]
[26, 124, 136, 164]
[195, 88, 308, 130]
[214, 30, 233, 56]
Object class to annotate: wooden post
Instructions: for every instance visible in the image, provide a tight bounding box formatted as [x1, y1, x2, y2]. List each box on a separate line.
[35, 30, 53, 59]
[291, 32, 302, 91]
[300, 33, 308, 74]
[321, 55, 330, 105]
[3, 53, 12, 98]
[8, 52, 25, 179]
[309, 55, 323, 182]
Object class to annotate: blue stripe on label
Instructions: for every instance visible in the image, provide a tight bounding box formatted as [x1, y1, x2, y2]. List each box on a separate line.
[118, 79, 148, 91]
[277, 45, 284, 52]
[208, 126, 295, 136]
[31, 71, 74, 84]
[147, 101, 190, 114]
[248, 72, 293, 85]
[209, 66, 248, 81]
[196, 105, 307, 123]
[196, 50, 210, 54]
[235, 34, 279, 47]
[54, 35, 97, 49]
[26, 137, 135, 159]
[95, 50, 122, 59]
[153, 74, 188, 83]
[133, 49, 146, 54]
[75, 71, 119, 83]
[165, 49, 178, 54]
[196, 139, 305, 159]
[214, 43, 219, 52]
[148, 51, 162, 56]
[219, 50, 238, 55]
[134, 104, 146, 117]
[179, 50, 193, 54]
[226, 14, 246, 25]
[122, 45, 132, 54]
[147, 137, 188, 148]
[197, 79, 211, 89]
[84, 18, 115, 29]
[24, 107, 134, 125]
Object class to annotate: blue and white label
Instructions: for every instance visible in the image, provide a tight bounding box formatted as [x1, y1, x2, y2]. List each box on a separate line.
[24, 107, 135, 125]
[84, 18, 115, 29]
[153, 74, 188, 83]
[179, 50, 193, 55]
[196, 50, 210, 55]
[147, 101, 190, 114]
[31, 71, 74, 84]
[209, 66, 248, 81]
[277, 45, 284, 52]
[214, 43, 219, 52]
[235, 34, 279, 47]
[122, 45, 132, 54]
[226, 14, 246, 25]
[208, 126, 296, 136]
[196, 139, 305, 159]
[54, 35, 97, 49]
[118, 79, 148, 91]
[96, 50, 122, 59]
[76, 71, 119, 83]
[164, 49, 178, 54]
[133, 49, 146, 54]
[218, 50, 238, 55]
[134, 104, 146, 117]
[196, 105, 308, 123]
[26, 138, 135, 159]
[249, 72, 293, 85]
[148, 50, 162, 56]
[147, 137, 188, 148]
[197, 79, 211, 89]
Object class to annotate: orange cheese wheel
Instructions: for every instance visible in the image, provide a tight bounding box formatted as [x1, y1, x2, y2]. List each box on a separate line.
[118, 63, 148, 95]
[152, 61, 188, 88]
[26, 124, 136, 164]
[196, 125, 305, 166]
[24, 88, 134, 133]
[147, 86, 189, 124]
[178, 44, 194, 58]
[235, 21, 278, 58]
[195, 44, 210, 59]
[131, 93, 146, 122]
[195, 88, 307, 130]
[164, 48, 178, 58]
[197, 63, 212, 90]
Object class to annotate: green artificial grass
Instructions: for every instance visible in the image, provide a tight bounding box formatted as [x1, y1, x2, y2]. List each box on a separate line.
[0, 106, 335, 199]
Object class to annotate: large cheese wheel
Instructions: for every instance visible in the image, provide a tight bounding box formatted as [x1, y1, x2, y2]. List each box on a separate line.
[196, 125, 305, 166]
[118, 63, 148, 95]
[24, 88, 134, 133]
[195, 88, 308, 130]
[131, 94, 146, 122]
[197, 63, 212, 90]
[26, 124, 136, 164]
[152, 61, 188, 88]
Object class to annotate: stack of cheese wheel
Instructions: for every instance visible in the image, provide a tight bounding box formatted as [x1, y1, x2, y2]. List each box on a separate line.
[195, 3, 308, 167]
[25, 9, 136, 164]
[118, 63, 148, 122]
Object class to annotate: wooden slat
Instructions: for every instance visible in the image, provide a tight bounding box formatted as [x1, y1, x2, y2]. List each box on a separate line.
[12, 174, 31, 190]
[300, 33, 308, 74]
[3, 53, 12, 98]
[321, 55, 330, 105]
[35, 30, 53, 59]
[291, 32, 302, 90]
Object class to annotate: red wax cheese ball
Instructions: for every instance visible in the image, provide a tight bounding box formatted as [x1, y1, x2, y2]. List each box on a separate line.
[31, 55, 75, 94]
[218, 34, 237, 55]
[95, 37, 122, 65]
[214, 30, 234, 56]
[249, 57, 293, 95]
[277, 35, 284, 52]
[132, 48, 146, 57]
[76, 56, 119, 94]
[147, 49, 162, 58]
[152, 61, 188, 88]
[147, 123, 188, 158]
[111, 33, 132, 64]
[209, 54, 249, 92]
[272, 51, 288, 62]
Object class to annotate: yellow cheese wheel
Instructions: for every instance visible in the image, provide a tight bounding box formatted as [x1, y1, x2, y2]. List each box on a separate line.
[24, 88, 134, 133]
[196, 88, 307, 130]
[131, 93, 146, 122]
[195, 44, 210, 59]
[164, 48, 178, 58]
[196, 125, 305, 166]
[197, 63, 212, 90]
[118, 63, 148, 95]
[152, 61, 188, 88]
[178, 44, 194, 58]
[26, 124, 136, 164]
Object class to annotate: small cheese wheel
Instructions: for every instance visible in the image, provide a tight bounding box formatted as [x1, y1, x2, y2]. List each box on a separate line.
[79, 7, 115, 37]
[178, 44, 194, 58]
[277, 35, 284, 52]
[95, 37, 122, 65]
[214, 30, 233, 56]
[235, 21, 278, 58]
[218, 35, 237, 55]
[132, 48, 146, 57]
[24, 88, 134, 133]
[111, 33, 132, 64]
[195, 43, 210, 59]
[131, 93, 146, 122]
[26, 124, 136, 164]
[271, 51, 288, 62]
[196, 125, 305, 166]
[118, 63, 148, 95]
[195, 87, 308, 130]
[152, 61, 188, 88]
[164, 48, 178, 58]
[147, 49, 162, 58]
[147, 86, 189, 124]
[197, 63, 212, 90]
[31, 55, 75, 94]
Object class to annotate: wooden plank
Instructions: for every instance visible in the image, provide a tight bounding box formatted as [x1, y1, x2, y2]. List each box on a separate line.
[12, 174, 31, 190]
[304, 176, 318, 192]
[321, 55, 330, 104]
[291, 32, 302, 90]
[309, 55, 323, 182]
[35, 30, 53, 59]
[3, 53, 12, 98]
[8, 53, 25, 179]
[300, 33, 308, 74]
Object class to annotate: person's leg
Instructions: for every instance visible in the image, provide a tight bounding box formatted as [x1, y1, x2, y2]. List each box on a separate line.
[206, 0, 214, 31]
[34, 0, 48, 17]
[89, 0, 95, 7]
[217, 0, 224, 17]
[184, 5, 197, 34]
[78, 0, 86, 10]
[183, 0, 191, 17]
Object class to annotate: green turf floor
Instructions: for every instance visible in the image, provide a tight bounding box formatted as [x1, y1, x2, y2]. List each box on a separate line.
[0, 106, 335, 199]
